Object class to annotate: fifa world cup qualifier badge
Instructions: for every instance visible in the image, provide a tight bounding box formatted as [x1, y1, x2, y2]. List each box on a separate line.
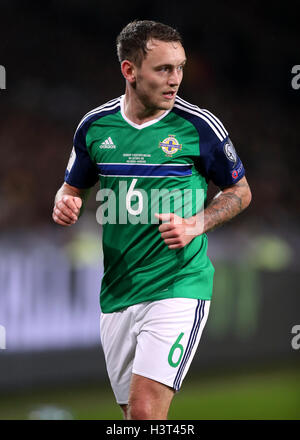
[159, 135, 182, 157]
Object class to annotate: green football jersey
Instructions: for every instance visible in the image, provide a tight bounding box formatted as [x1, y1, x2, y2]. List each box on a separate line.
[65, 95, 245, 313]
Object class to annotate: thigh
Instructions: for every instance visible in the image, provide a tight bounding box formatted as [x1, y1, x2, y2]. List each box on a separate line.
[133, 298, 210, 392]
[100, 306, 138, 405]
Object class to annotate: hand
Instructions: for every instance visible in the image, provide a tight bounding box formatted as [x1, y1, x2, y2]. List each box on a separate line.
[155, 213, 202, 249]
[52, 195, 82, 226]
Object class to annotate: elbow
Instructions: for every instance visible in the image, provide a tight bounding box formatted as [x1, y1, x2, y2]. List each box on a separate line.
[243, 187, 252, 210]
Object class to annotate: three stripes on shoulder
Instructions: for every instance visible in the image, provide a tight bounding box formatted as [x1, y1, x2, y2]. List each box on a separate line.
[174, 96, 228, 142]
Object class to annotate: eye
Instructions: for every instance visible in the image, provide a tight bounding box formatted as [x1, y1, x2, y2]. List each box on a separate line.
[156, 66, 171, 72]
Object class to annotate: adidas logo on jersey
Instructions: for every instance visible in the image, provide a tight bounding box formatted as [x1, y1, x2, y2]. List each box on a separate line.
[99, 137, 116, 149]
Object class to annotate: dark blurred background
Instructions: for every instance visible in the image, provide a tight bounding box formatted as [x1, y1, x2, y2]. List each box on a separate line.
[0, 0, 299, 420]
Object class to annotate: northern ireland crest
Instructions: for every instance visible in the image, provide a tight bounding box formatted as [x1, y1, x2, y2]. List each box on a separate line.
[159, 135, 182, 157]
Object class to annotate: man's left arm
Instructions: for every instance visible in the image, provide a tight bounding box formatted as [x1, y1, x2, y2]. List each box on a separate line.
[156, 176, 251, 249]
[203, 175, 252, 234]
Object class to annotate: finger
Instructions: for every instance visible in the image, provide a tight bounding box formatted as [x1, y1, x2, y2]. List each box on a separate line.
[161, 230, 179, 239]
[164, 238, 180, 245]
[63, 196, 81, 214]
[74, 197, 82, 210]
[155, 213, 174, 222]
[168, 244, 182, 249]
[56, 201, 78, 221]
[158, 223, 175, 233]
[55, 205, 76, 223]
[54, 210, 74, 224]
[52, 212, 73, 227]
[53, 207, 76, 224]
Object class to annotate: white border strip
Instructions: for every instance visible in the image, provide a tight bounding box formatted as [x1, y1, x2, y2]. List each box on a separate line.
[96, 162, 193, 166]
[98, 174, 190, 178]
[75, 98, 121, 132]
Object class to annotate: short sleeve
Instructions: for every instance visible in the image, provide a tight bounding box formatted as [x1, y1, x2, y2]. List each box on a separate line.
[198, 135, 245, 188]
[190, 109, 245, 188]
[64, 123, 99, 189]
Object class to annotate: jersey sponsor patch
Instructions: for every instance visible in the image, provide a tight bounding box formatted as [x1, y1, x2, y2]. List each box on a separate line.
[223, 138, 237, 165]
[159, 135, 182, 157]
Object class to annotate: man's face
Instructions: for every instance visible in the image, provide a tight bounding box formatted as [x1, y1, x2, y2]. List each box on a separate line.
[133, 39, 186, 112]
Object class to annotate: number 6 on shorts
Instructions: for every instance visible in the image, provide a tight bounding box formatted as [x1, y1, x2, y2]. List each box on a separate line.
[168, 332, 185, 367]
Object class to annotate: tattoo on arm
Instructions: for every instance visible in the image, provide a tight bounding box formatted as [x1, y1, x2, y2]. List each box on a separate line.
[203, 178, 251, 233]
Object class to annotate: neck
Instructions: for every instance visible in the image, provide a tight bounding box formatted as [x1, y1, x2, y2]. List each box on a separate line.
[123, 85, 166, 125]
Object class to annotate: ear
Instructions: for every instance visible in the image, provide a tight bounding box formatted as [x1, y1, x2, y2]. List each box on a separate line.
[121, 60, 136, 83]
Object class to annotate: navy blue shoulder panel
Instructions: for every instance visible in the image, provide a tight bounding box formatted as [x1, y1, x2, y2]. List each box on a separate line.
[172, 98, 245, 188]
[65, 98, 121, 189]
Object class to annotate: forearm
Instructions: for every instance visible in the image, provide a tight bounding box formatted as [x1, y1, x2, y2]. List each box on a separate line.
[156, 177, 251, 249]
[202, 177, 252, 234]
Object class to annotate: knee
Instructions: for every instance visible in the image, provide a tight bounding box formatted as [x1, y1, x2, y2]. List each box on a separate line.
[127, 399, 153, 420]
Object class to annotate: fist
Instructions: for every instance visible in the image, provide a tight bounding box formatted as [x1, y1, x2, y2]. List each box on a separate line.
[52, 195, 82, 226]
[155, 212, 199, 249]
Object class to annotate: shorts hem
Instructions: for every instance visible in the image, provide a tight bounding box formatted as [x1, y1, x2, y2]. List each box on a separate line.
[102, 297, 211, 314]
[132, 369, 176, 391]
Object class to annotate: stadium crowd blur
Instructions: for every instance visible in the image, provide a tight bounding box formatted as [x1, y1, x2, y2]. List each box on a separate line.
[1, 1, 299, 235]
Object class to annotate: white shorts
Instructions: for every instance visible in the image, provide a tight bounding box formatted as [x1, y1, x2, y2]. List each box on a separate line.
[100, 298, 210, 404]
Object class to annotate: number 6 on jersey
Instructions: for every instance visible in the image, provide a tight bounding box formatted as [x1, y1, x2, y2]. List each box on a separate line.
[126, 179, 144, 215]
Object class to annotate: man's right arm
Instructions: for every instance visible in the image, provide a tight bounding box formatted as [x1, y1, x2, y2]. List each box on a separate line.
[52, 182, 91, 227]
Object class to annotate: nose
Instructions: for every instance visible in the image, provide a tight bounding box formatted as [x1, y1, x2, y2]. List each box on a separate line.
[168, 68, 181, 87]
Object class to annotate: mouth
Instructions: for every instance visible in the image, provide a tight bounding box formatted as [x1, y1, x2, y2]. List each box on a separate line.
[162, 90, 176, 100]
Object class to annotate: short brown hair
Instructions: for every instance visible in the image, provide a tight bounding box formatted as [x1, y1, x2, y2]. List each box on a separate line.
[116, 20, 183, 66]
